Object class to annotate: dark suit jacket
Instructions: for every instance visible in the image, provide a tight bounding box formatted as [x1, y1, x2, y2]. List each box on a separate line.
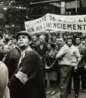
[78, 48, 86, 68]
[9, 49, 46, 98]
[4, 47, 21, 79]
[35, 43, 48, 67]
[36, 43, 47, 57]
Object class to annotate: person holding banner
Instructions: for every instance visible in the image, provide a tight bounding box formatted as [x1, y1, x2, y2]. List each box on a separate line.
[56, 36, 81, 98]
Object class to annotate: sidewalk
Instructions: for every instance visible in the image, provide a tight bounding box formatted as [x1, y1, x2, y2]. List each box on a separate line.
[46, 88, 86, 98]
[46, 88, 60, 98]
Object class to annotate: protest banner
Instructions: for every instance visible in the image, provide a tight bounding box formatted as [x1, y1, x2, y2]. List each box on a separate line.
[25, 13, 86, 35]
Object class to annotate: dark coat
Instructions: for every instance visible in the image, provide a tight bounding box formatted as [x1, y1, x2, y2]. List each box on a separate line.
[36, 43, 47, 58]
[78, 48, 86, 68]
[9, 49, 46, 98]
[35, 43, 48, 66]
[4, 47, 21, 79]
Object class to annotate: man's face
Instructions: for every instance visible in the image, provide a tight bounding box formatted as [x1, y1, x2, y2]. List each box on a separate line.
[39, 35, 45, 44]
[75, 38, 81, 45]
[67, 39, 73, 46]
[32, 35, 37, 42]
[17, 35, 29, 48]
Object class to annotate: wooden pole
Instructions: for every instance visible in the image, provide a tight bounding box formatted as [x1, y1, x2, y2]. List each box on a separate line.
[30, 0, 59, 5]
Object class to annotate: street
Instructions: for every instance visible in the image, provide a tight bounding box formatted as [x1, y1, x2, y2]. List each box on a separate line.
[46, 88, 86, 98]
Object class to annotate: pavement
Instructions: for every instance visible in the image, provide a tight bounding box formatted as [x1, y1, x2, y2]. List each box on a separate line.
[46, 88, 86, 98]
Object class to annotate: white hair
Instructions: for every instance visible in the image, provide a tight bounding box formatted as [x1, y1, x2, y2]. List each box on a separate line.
[0, 61, 10, 98]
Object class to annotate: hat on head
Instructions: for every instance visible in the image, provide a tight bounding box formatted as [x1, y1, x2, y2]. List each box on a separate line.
[16, 31, 31, 40]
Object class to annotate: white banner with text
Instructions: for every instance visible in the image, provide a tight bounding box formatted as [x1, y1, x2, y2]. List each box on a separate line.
[25, 13, 86, 34]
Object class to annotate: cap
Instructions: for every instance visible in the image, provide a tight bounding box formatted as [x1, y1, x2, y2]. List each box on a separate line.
[16, 31, 31, 40]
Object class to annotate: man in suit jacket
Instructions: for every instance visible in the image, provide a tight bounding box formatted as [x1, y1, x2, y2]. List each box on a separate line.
[4, 46, 21, 79]
[9, 31, 46, 98]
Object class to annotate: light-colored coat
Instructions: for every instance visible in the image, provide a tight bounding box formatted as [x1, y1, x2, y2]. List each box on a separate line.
[0, 61, 10, 98]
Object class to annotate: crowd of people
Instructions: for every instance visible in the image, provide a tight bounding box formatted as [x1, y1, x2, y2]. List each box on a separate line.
[0, 30, 86, 98]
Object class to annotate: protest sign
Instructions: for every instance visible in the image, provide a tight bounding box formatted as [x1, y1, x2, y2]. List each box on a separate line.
[25, 13, 86, 34]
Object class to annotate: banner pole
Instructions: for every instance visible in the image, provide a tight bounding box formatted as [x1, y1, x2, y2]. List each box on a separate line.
[76, 0, 78, 14]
